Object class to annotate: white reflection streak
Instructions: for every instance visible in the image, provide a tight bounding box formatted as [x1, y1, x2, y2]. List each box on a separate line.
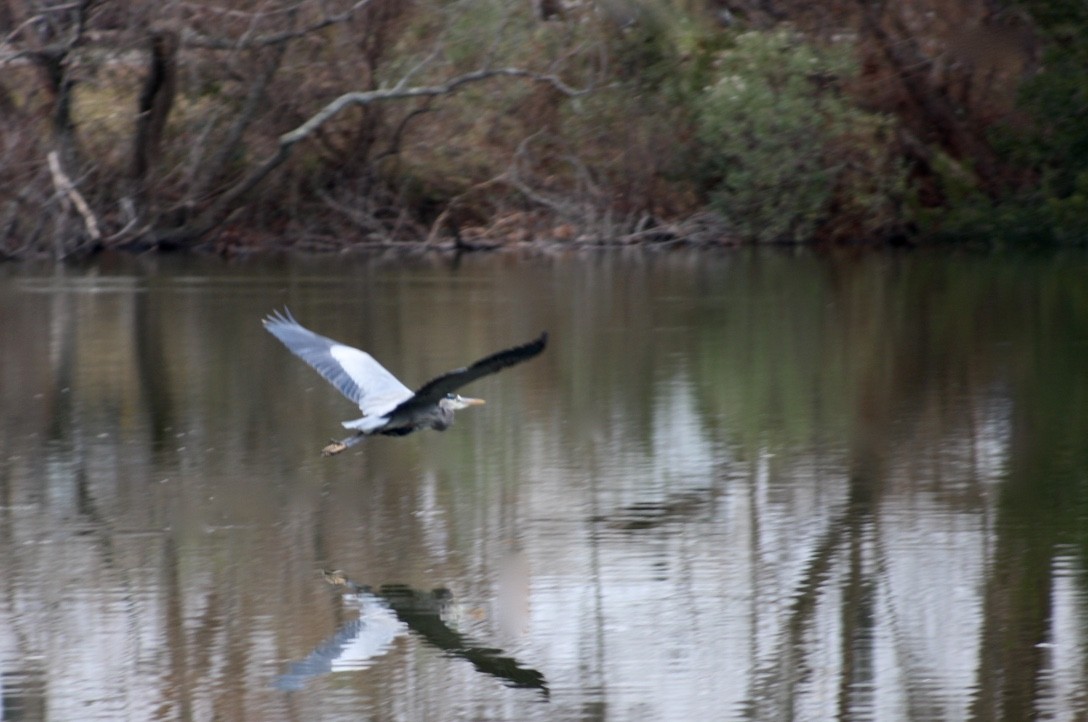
[651, 377, 721, 484]
[872, 510, 985, 720]
[1036, 553, 1088, 720]
[417, 470, 450, 562]
[972, 393, 1012, 485]
[862, 392, 1010, 720]
[747, 449, 852, 720]
[634, 375, 747, 715]
[794, 555, 846, 721]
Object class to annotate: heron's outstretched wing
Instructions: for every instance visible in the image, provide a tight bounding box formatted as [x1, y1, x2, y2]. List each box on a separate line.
[263, 309, 414, 416]
[390, 332, 548, 418]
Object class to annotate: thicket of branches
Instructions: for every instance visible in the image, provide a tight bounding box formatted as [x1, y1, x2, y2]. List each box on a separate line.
[0, 0, 1083, 258]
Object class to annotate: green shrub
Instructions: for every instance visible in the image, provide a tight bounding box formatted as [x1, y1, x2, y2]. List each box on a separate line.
[693, 30, 905, 242]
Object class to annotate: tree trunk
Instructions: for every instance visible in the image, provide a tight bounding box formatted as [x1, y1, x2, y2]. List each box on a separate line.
[132, 29, 179, 215]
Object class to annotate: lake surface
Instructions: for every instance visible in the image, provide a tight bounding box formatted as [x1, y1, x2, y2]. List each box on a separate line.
[1, 248, 1087, 721]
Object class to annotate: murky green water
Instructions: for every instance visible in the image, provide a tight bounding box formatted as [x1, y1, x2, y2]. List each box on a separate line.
[1, 249, 1087, 721]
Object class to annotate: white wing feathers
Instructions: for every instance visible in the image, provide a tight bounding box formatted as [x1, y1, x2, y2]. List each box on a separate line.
[327, 345, 414, 417]
[263, 310, 414, 424]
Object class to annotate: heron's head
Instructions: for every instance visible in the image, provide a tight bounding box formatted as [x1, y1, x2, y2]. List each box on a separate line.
[440, 393, 486, 411]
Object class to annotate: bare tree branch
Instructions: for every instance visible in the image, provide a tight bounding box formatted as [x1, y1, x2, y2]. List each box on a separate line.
[283, 68, 588, 146]
[372, 103, 435, 165]
[191, 30, 291, 200]
[147, 67, 590, 248]
[48, 150, 100, 243]
[0, 13, 49, 63]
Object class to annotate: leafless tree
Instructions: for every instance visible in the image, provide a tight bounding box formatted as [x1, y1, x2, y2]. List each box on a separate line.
[0, 0, 593, 257]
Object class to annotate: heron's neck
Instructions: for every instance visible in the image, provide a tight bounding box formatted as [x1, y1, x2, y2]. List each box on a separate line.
[430, 405, 455, 431]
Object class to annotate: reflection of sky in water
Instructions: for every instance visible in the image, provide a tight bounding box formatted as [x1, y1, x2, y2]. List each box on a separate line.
[517, 365, 1038, 721]
[650, 376, 723, 485]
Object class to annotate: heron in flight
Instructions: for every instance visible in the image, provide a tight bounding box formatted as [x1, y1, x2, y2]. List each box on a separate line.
[263, 310, 547, 456]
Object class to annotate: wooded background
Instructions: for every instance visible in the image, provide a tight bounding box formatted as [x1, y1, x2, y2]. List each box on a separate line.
[1, 0, 1084, 257]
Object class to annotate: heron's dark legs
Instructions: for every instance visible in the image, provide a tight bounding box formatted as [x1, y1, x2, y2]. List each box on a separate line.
[321, 431, 366, 457]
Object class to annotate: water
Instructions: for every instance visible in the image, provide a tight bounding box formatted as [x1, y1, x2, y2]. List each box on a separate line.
[1, 249, 1087, 721]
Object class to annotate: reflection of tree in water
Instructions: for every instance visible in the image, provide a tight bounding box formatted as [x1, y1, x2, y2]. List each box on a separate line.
[969, 283, 1088, 721]
[276, 575, 547, 695]
[735, 259, 1088, 720]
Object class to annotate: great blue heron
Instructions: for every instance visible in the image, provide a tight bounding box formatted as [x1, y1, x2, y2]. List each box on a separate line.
[263, 310, 547, 456]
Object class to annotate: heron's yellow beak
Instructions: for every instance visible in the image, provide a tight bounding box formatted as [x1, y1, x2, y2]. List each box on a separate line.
[462, 396, 486, 406]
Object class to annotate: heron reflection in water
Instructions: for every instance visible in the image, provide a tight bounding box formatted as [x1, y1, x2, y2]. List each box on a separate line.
[263, 309, 547, 455]
[275, 571, 547, 694]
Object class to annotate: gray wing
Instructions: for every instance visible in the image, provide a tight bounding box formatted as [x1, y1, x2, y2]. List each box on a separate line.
[263, 309, 414, 416]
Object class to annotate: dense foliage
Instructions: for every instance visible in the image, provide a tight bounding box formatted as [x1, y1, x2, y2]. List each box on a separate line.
[692, 30, 903, 242]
